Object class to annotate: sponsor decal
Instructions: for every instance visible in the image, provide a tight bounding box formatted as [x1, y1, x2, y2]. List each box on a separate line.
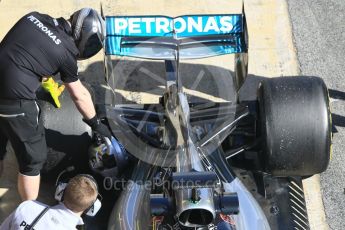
[19, 220, 36, 230]
[105, 14, 245, 57]
[107, 15, 241, 37]
[27, 15, 61, 45]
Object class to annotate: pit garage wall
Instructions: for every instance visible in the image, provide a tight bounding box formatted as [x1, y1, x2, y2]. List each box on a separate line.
[0, 0, 327, 229]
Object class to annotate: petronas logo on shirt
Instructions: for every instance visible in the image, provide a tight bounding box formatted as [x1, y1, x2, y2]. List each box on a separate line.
[27, 15, 61, 45]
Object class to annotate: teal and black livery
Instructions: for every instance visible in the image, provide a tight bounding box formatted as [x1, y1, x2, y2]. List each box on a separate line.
[105, 13, 248, 60]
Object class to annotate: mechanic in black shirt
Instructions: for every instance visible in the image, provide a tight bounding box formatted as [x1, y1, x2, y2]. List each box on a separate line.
[0, 8, 111, 200]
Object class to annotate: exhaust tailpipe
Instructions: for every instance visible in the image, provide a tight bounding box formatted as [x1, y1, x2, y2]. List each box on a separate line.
[175, 141, 216, 228]
[176, 188, 215, 227]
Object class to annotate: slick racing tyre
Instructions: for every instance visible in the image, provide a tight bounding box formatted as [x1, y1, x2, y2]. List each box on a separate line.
[38, 82, 93, 173]
[258, 76, 332, 176]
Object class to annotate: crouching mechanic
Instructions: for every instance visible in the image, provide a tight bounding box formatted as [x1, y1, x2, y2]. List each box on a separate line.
[0, 8, 111, 200]
[0, 174, 99, 229]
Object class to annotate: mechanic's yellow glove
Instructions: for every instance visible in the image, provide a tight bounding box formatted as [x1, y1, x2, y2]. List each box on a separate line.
[42, 77, 65, 108]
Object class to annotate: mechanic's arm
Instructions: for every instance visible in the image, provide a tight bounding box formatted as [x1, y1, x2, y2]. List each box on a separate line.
[65, 80, 111, 138]
[64, 79, 96, 119]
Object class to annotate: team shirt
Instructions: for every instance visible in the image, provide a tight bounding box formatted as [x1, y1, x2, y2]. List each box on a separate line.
[0, 12, 79, 100]
[0, 200, 83, 230]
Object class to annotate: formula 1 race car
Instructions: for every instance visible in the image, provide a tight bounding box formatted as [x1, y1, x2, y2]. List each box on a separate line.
[40, 6, 331, 230]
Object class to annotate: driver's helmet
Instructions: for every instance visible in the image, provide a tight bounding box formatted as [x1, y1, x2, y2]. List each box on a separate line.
[70, 8, 105, 60]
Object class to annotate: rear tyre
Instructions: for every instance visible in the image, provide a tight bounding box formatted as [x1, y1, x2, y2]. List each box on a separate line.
[38, 83, 92, 174]
[258, 77, 331, 176]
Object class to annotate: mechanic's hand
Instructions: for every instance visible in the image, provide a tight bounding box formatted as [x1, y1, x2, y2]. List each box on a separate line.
[83, 115, 112, 139]
[42, 77, 65, 108]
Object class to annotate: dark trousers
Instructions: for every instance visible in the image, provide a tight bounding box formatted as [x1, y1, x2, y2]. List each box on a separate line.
[0, 99, 47, 176]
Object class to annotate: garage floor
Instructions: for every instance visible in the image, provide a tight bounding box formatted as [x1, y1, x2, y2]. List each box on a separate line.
[0, 146, 56, 220]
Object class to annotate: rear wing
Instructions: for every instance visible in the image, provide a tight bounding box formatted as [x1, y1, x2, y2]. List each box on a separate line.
[105, 14, 248, 60]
